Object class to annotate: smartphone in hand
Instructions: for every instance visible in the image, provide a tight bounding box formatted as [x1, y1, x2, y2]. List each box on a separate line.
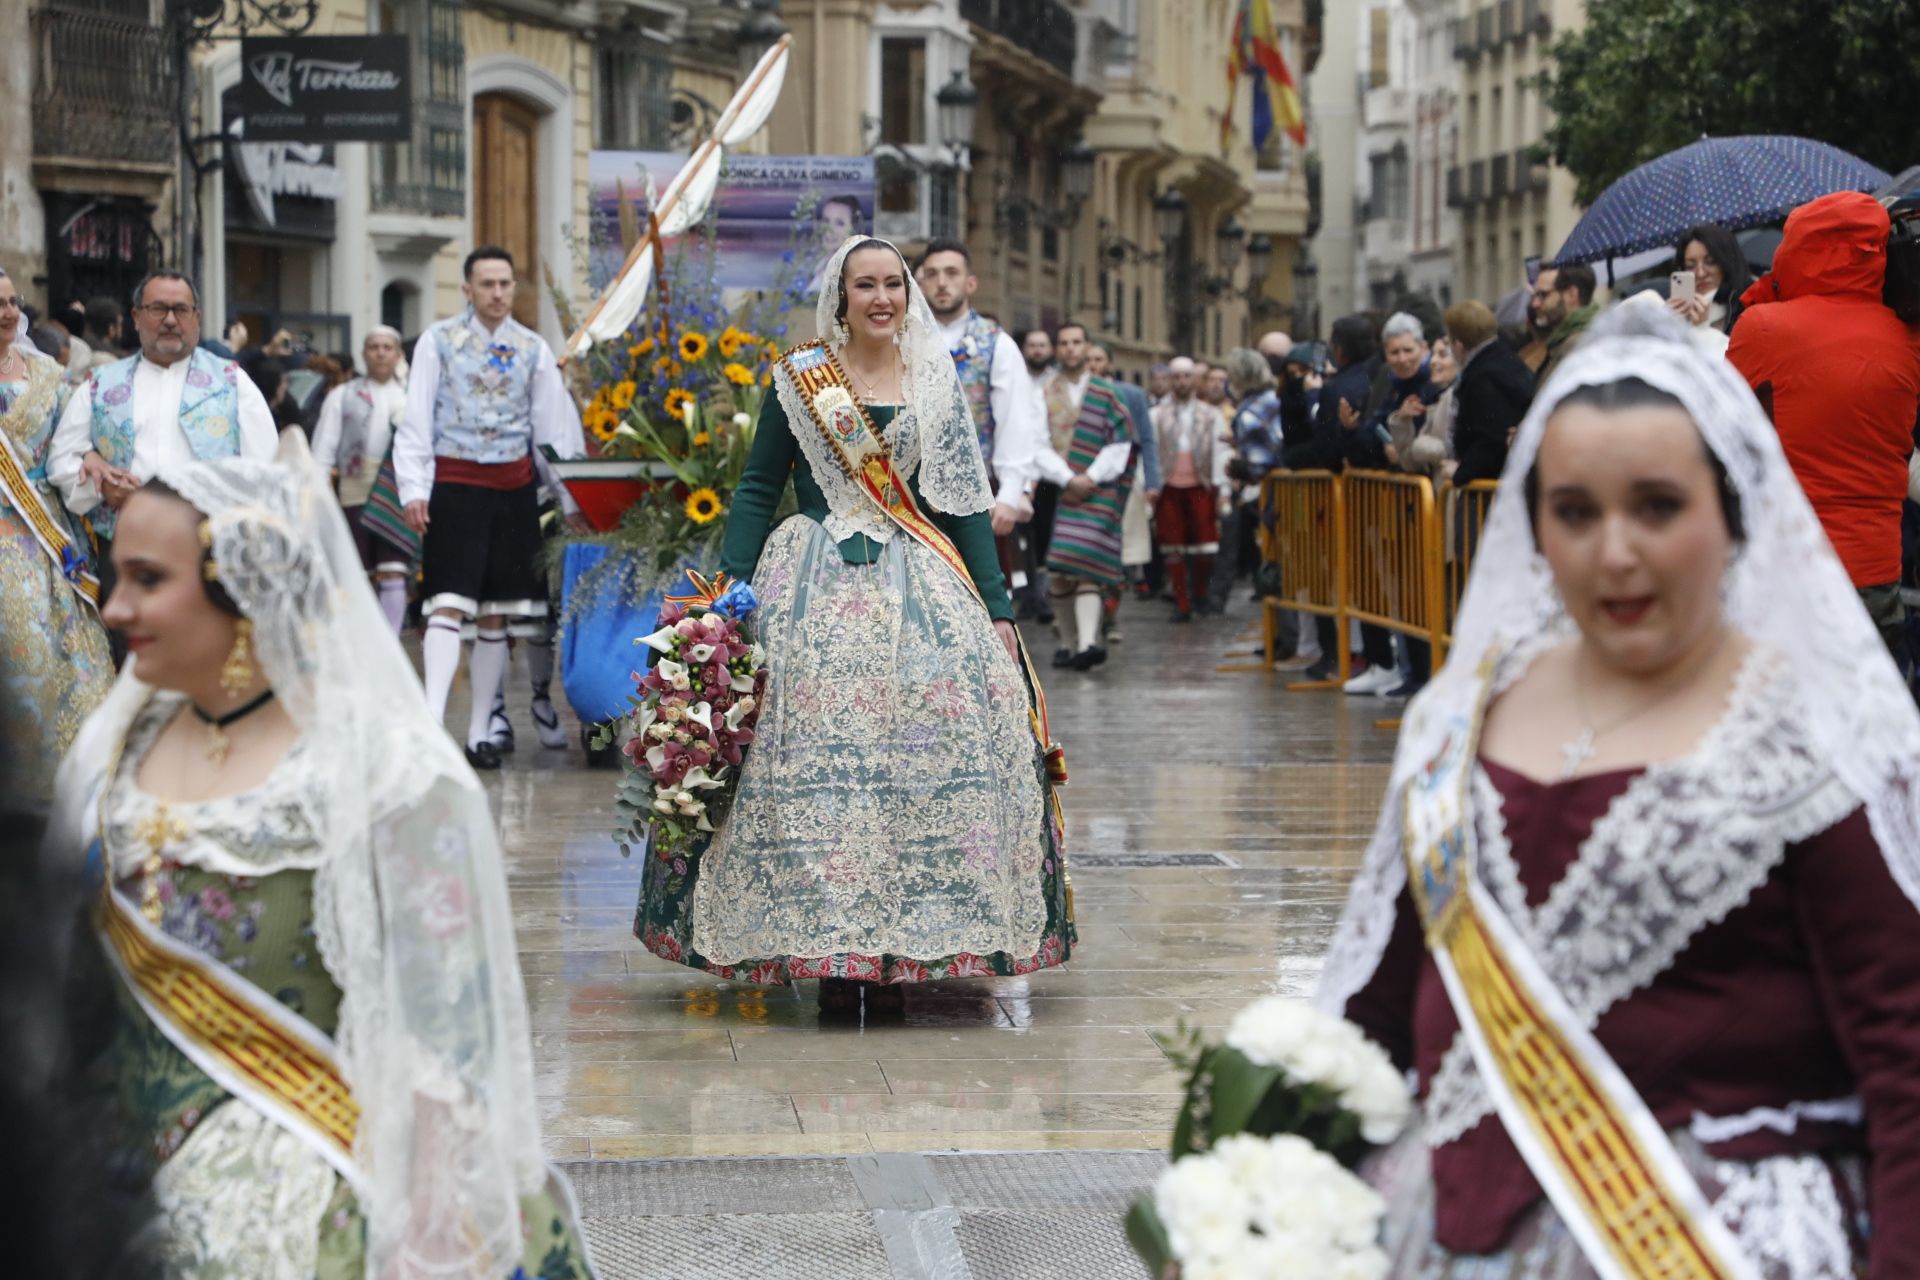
[1669, 270, 1698, 303]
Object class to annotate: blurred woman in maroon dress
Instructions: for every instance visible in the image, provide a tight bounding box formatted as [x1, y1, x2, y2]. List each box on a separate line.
[1317, 304, 1920, 1278]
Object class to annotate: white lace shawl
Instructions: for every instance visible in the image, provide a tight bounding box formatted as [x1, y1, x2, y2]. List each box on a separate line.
[1315, 306, 1920, 1049]
[1420, 651, 1862, 1147]
[46, 438, 555, 1280]
[788, 234, 992, 543]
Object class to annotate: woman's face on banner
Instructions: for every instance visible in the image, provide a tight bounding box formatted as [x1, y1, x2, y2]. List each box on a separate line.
[817, 199, 858, 250]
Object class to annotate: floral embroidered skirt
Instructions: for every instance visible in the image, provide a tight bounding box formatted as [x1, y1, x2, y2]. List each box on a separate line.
[0, 495, 111, 810]
[634, 516, 1072, 985]
[1366, 1127, 1869, 1278]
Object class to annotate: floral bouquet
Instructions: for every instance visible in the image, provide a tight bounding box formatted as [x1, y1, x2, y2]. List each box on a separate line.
[1126, 997, 1410, 1278]
[597, 573, 769, 861]
[1141, 1134, 1389, 1280]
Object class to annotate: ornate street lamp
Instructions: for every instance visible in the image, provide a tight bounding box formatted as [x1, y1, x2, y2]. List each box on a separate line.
[936, 70, 979, 167]
[1245, 233, 1275, 287]
[1062, 141, 1097, 207]
[1215, 218, 1246, 272]
[1153, 188, 1189, 245]
[736, 0, 788, 78]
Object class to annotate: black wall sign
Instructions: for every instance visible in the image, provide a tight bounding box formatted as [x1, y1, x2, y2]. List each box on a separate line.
[235, 36, 411, 143]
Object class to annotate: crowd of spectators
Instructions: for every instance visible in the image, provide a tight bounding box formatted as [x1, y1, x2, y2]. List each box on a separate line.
[1250, 189, 1920, 701]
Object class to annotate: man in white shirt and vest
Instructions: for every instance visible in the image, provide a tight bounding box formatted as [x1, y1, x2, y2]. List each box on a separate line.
[395, 246, 586, 769]
[311, 325, 410, 632]
[912, 237, 1045, 538]
[1148, 355, 1230, 622]
[48, 271, 279, 644]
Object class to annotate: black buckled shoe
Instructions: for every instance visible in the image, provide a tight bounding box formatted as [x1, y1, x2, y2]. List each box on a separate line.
[464, 741, 503, 771]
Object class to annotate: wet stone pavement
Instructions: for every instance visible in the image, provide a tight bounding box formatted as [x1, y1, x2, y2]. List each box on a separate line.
[466, 593, 1401, 1276]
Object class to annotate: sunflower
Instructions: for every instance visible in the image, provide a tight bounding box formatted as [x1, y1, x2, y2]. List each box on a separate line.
[663, 387, 697, 421]
[628, 336, 655, 359]
[684, 487, 724, 524]
[692, 432, 711, 448]
[585, 407, 619, 443]
[678, 331, 711, 363]
[652, 355, 683, 380]
[609, 380, 637, 410]
[762, 342, 782, 367]
[717, 326, 756, 359]
[722, 361, 756, 387]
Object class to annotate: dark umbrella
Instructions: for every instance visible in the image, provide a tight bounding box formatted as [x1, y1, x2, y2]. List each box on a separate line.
[1550, 135, 1890, 268]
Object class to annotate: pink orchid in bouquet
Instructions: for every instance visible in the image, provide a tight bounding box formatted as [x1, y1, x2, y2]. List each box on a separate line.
[603, 575, 768, 861]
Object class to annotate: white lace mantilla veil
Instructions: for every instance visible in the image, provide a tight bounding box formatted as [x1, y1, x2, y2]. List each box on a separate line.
[774, 234, 993, 545]
[45, 435, 573, 1280]
[1314, 304, 1920, 1017]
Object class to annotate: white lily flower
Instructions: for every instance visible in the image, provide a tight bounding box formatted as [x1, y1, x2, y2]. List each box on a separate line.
[638, 624, 679, 654]
[656, 658, 691, 690]
[724, 698, 756, 732]
[687, 642, 717, 663]
[681, 766, 724, 791]
[644, 744, 669, 774]
[686, 701, 715, 734]
[614, 423, 643, 440]
[729, 670, 757, 694]
[732, 412, 751, 429]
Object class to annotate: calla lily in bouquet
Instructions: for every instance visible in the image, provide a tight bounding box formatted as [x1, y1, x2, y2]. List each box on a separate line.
[1126, 998, 1411, 1278]
[597, 573, 769, 860]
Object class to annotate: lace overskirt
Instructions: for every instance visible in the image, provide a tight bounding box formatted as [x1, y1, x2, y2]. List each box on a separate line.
[1367, 1127, 1869, 1279]
[635, 517, 1068, 984]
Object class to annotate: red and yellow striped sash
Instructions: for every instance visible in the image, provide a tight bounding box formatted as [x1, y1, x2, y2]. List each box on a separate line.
[1403, 659, 1755, 1280]
[99, 878, 361, 1165]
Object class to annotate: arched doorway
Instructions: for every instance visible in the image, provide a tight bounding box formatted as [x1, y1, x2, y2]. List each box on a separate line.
[472, 91, 542, 330]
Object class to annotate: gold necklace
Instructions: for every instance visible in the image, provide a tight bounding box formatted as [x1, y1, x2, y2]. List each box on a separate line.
[843, 350, 894, 402]
[1559, 630, 1731, 779]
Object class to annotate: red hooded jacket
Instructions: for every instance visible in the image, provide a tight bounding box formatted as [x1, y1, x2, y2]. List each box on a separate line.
[1728, 191, 1920, 587]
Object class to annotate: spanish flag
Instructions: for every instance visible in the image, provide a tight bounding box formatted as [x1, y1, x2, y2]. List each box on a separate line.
[1222, 0, 1307, 154]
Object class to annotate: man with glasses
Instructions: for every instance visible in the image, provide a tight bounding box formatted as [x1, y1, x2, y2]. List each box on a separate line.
[48, 271, 276, 586]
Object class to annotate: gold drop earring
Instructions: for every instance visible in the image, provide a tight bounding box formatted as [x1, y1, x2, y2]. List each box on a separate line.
[220, 618, 256, 698]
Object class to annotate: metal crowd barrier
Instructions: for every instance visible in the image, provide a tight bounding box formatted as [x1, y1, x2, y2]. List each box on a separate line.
[1257, 470, 1349, 688]
[1343, 470, 1446, 670]
[1255, 471, 1499, 686]
[1440, 480, 1500, 650]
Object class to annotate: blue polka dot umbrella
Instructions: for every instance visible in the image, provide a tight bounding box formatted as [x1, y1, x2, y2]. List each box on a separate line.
[1550, 135, 1891, 267]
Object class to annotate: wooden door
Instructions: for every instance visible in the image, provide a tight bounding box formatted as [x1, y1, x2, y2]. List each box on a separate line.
[473, 92, 541, 330]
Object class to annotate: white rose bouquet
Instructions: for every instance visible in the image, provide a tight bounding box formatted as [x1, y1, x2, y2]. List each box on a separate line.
[1126, 998, 1410, 1278]
[1129, 1134, 1389, 1280]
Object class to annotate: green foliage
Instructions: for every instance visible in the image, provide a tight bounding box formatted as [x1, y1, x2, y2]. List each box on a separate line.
[1123, 1200, 1179, 1279]
[1543, 0, 1920, 206]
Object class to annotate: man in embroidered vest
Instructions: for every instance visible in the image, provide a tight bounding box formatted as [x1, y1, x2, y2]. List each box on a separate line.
[912, 238, 1045, 549]
[394, 246, 586, 769]
[48, 271, 278, 618]
[1032, 322, 1133, 670]
[311, 326, 411, 633]
[1149, 356, 1230, 621]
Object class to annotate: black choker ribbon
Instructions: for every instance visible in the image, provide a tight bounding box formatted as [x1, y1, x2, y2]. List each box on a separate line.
[191, 688, 277, 730]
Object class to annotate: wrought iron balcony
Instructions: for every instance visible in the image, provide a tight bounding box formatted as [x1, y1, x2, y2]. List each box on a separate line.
[31, 2, 176, 165]
[960, 0, 1077, 78]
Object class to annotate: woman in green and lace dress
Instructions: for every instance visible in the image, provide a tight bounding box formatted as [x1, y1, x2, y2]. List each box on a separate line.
[631, 237, 1071, 1017]
[0, 266, 112, 811]
[48, 441, 592, 1279]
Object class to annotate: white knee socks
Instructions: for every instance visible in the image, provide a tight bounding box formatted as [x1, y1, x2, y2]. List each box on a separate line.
[467, 629, 510, 750]
[376, 577, 408, 634]
[422, 618, 463, 722]
[1075, 592, 1103, 652]
[526, 632, 555, 699]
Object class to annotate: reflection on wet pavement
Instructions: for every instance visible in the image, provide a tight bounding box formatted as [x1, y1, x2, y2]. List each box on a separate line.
[476, 599, 1397, 1159]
